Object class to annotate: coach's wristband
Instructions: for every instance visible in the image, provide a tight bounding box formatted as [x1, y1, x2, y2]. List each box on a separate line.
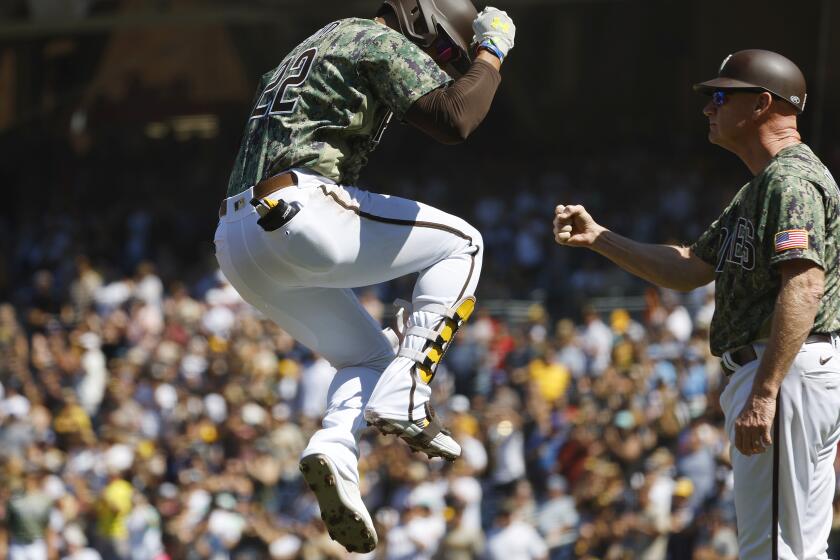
[478, 39, 505, 62]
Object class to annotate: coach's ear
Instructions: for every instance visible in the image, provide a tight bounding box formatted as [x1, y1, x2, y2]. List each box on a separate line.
[753, 91, 773, 119]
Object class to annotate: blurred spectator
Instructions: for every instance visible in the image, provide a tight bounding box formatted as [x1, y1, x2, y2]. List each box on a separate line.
[552, 319, 586, 379]
[77, 332, 107, 417]
[433, 496, 483, 560]
[666, 478, 699, 558]
[63, 524, 103, 560]
[6, 468, 55, 560]
[579, 305, 612, 375]
[205, 493, 246, 557]
[488, 409, 526, 492]
[384, 496, 445, 560]
[536, 475, 578, 560]
[675, 422, 718, 513]
[125, 492, 164, 560]
[94, 447, 134, 560]
[485, 499, 548, 560]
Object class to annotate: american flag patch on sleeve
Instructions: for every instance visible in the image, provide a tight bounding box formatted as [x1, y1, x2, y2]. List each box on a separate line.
[774, 229, 809, 252]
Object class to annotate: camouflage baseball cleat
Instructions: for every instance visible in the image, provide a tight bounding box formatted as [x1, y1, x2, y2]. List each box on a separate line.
[299, 454, 377, 553]
[366, 402, 461, 461]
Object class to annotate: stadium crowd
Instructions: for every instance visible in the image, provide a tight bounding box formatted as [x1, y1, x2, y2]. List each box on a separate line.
[3, 137, 840, 560]
[3, 251, 840, 559]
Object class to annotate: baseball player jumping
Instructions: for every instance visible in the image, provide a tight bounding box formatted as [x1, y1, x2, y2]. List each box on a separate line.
[553, 50, 840, 560]
[213, 0, 515, 553]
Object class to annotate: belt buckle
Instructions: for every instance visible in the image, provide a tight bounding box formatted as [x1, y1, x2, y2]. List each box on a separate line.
[721, 352, 737, 376]
[721, 344, 751, 376]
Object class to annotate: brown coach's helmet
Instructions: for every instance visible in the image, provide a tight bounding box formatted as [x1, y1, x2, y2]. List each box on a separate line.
[693, 49, 807, 113]
[378, 0, 477, 77]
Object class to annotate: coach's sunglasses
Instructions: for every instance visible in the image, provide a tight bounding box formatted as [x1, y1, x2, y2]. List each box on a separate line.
[712, 88, 772, 107]
[711, 90, 728, 107]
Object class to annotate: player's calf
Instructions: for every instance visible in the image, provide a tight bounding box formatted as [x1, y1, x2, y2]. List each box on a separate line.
[364, 296, 476, 461]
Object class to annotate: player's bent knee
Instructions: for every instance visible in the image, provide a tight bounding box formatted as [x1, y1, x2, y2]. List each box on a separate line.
[458, 222, 483, 255]
[328, 335, 394, 373]
[469, 227, 483, 254]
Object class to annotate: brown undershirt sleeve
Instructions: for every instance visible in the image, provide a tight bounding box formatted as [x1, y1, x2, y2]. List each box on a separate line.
[404, 58, 502, 144]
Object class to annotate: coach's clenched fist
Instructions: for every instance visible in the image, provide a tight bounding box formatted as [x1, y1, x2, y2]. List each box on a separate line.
[553, 204, 605, 247]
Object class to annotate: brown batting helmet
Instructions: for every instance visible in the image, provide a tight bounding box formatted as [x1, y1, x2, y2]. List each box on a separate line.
[693, 49, 807, 113]
[378, 0, 477, 77]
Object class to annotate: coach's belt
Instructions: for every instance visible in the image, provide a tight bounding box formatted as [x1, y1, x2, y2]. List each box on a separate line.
[721, 333, 834, 376]
[219, 172, 297, 217]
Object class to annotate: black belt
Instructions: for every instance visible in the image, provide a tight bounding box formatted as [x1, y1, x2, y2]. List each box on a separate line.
[721, 333, 834, 376]
[219, 172, 297, 218]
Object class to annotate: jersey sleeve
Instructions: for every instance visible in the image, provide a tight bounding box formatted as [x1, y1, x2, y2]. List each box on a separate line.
[765, 176, 826, 268]
[691, 212, 726, 266]
[357, 30, 452, 120]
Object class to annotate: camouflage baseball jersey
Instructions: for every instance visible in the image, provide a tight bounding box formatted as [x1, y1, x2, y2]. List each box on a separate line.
[226, 18, 451, 196]
[692, 143, 840, 356]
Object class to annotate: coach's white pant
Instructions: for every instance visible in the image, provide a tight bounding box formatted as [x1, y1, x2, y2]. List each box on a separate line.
[214, 170, 482, 484]
[720, 338, 840, 560]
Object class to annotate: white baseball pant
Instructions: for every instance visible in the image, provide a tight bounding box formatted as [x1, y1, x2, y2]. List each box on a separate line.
[213, 170, 482, 484]
[719, 337, 840, 560]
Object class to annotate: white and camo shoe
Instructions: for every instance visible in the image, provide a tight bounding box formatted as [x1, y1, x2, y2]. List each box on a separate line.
[365, 403, 461, 461]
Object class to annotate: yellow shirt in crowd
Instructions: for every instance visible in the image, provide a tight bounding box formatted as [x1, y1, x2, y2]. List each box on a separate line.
[96, 479, 133, 539]
[529, 358, 571, 402]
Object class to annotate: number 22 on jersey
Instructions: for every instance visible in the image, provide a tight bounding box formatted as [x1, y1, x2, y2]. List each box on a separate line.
[250, 48, 317, 120]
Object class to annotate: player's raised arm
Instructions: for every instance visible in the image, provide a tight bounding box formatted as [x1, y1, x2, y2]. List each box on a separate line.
[552, 204, 715, 292]
[404, 7, 515, 144]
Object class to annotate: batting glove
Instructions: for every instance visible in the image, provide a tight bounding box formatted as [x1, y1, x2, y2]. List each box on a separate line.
[472, 7, 515, 61]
